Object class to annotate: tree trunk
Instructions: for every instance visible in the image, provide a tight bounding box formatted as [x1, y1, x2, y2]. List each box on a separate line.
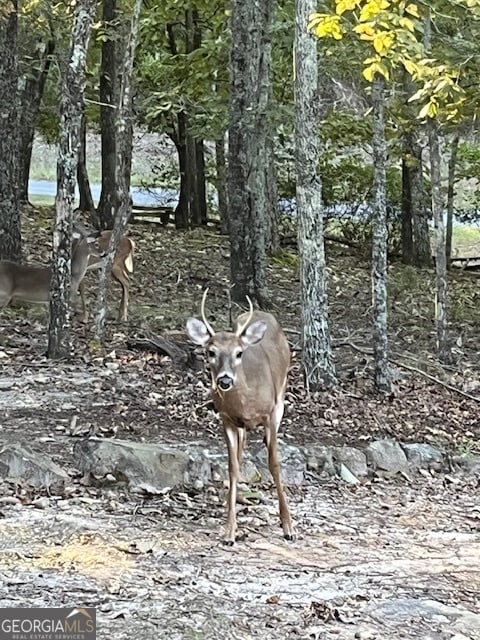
[294, 0, 336, 390]
[215, 136, 228, 234]
[446, 133, 459, 267]
[77, 112, 96, 214]
[429, 118, 451, 363]
[0, 0, 20, 261]
[96, 0, 117, 230]
[94, 0, 143, 341]
[371, 75, 392, 393]
[228, 0, 273, 307]
[195, 138, 207, 225]
[265, 133, 279, 254]
[48, 0, 96, 359]
[18, 36, 54, 205]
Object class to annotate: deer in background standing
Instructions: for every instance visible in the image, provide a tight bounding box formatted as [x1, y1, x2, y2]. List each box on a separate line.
[186, 290, 294, 545]
[78, 230, 135, 322]
[0, 224, 101, 312]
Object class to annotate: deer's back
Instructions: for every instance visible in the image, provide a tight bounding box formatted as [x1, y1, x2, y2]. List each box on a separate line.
[234, 310, 290, 403]
[0, 261, 51, 303]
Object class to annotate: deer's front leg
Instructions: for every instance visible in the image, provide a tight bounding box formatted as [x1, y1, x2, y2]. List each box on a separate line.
[223, 420, 241, 545]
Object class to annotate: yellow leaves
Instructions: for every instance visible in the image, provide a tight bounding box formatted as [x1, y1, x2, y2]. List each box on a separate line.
[334, 0, 359, 14]
[308, 13, 344, 40]
[373, 30, 395, 53]
[418, 99, 438, 119]
[404, 3, 420, 18]
[363, 56, 390, 81]
[399, 17, 415, 31]
[353, 22, 375, 40]
[359, 0, 391, 22]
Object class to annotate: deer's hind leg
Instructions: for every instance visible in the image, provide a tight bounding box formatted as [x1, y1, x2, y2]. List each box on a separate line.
[264, 401, 294, 541]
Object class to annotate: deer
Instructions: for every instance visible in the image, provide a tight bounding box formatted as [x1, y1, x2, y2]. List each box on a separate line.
[186, 289, 294, 545]
[0, 224, 101, 312]
[78, 230, 135, 322]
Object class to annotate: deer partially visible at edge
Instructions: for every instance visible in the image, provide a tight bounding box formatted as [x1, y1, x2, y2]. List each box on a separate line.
[186, 290, 294, 545]
[0, 224, 101, 312]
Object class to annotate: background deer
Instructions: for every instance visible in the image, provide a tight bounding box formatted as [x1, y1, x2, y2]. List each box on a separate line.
[79, 230, 134, 322]
[186, 290, 294, 545]
[0, 225, 100, 312]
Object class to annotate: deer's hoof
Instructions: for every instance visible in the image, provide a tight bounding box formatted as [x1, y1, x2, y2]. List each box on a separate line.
[284, 533, 296, 542]
[222, 539, 234, 547]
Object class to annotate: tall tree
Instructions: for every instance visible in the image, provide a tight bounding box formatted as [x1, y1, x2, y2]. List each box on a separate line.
[94, 0, 143, 340]
[18, 30, 54, 205]
[295, 0, 336, 390]
[401, 127, 431, 267]
[48, 0, 96, 359]
[0, 0, 20, 261]
[228, 0, 274, 307]
[96, 0, 118, 230]
[371, 75, 392, 393]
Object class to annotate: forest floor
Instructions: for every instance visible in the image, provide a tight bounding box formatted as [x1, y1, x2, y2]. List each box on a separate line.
[0, 210, 480, 639]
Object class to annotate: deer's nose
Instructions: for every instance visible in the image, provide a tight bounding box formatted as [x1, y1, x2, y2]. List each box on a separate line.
[217, 374, 234, 390]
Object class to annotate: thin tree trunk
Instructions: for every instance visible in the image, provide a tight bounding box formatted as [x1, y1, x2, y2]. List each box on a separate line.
[424, 13, 451, 364]
[371, 74, 391, 393]
[446, 133, 459, 267]
[429, 118, 451, 363]
[48, 0, 96, 359]
[215, 136, 228, 234]
[77, 112, 96, 214]
[228, 0, 273, 307]
[18, 36, 54, 205]
[0, 0, 20, 261]
[94, 0, 142, 340]
[96, 0, 117, 229]
[195, 139, 207, 225]
[294, 0, 336, 390]
[265, 133, 279, 254]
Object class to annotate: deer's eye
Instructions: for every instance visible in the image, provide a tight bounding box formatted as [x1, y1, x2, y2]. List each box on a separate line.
[208, 349, 216, 359]
[235, 350, 243, 360]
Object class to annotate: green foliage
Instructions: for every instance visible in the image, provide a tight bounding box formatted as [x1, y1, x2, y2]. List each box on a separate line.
[136, 0, 230, 140]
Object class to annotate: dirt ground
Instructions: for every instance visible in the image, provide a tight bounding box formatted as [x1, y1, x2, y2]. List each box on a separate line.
[1, 215, 480, 638]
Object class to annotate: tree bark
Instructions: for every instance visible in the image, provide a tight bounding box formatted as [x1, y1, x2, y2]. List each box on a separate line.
[446, 133, 459, 267]
[429, 118, 451, 363]
[48, 0, 96, 359]
[77, 112, 96, 214]
[215, 136, 229, 234]
[94, 0, 143, 340]
[96, 0, 117, 229]
[0, 0, 20, 261]
[294, 0, 336, 390]
[371, 75, 392, 393]
[18, 36, 54, 205]
[228, 0, 273, 307]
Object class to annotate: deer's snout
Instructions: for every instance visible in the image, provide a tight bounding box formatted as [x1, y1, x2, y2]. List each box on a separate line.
[217, 374, 234, 390]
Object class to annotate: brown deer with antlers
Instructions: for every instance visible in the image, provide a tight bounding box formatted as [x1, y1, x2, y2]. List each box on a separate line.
[186, 290, 294, 545]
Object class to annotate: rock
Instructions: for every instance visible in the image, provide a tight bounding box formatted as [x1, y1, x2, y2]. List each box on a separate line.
[74, 438, 191, 490]
[366, 439, 409, 475]
[333, 446, 368, 477]
[253, 443, 307, 485]
[305, 445, 336, 476]
[402, 443, 444, 469]
[371, 598, 480, 631]
[0, 441, 68, 491]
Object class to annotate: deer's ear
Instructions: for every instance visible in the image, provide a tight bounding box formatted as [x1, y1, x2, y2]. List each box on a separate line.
[241, 320, 267, 347]
[186, 318, 211, 346]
